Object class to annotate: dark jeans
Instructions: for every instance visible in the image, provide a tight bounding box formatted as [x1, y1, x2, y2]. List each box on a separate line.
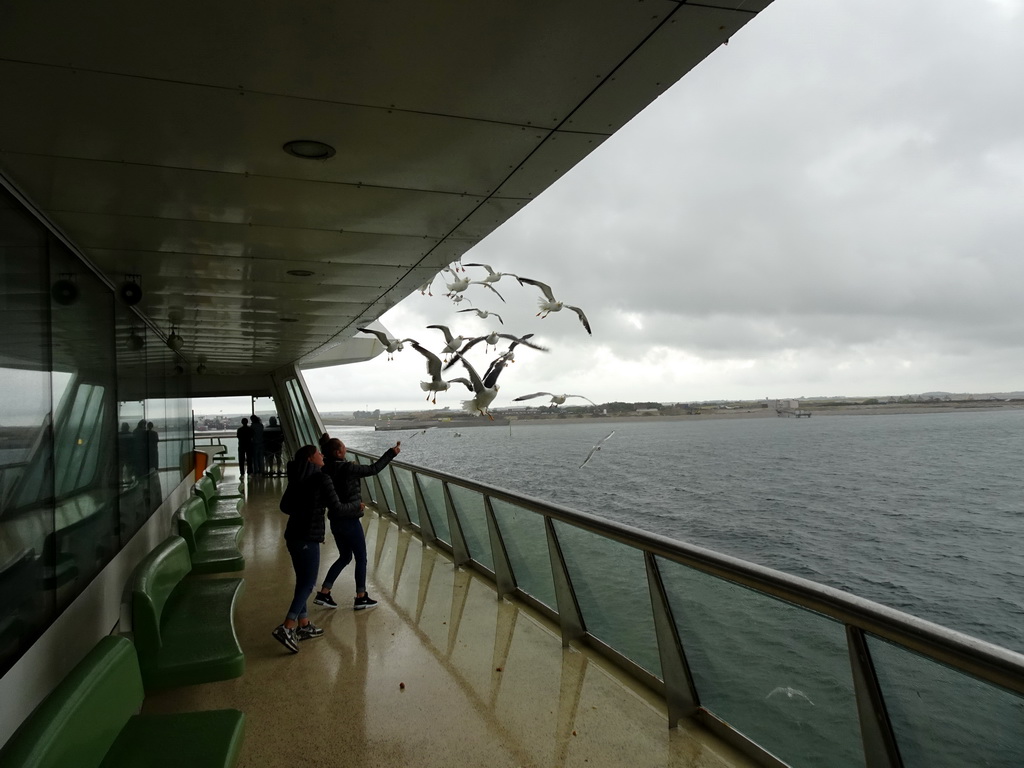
[238, 445, 253, 476]
[286, 539, 320, 621]
[323, 517, 367, 594]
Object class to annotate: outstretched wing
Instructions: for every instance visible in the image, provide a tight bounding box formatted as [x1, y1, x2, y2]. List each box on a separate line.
[567, 394, 597, 406]
[410, 342, 442, 378]
[579, 431, 615, 468]
[566, 305, 592, 335]
[426, 324, 454, 343]
[447, 377, 474, 392]
[357, 326, 389, 344]
[482, 354, 510, 389]
[515, 276, 555, 301]
[459, 357, 484, 392]
[513, 392, 554, 402]
[479, 282, 505, 303]
[499, 333, 549, 352]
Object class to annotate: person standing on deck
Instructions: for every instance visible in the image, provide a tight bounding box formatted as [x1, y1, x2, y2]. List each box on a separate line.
[314, 438, 400, 610]
[251, 414, 265, 476]
[264, 416, 285, 475]
[271, 444, 342, 652]
[236, 417, 253, 477]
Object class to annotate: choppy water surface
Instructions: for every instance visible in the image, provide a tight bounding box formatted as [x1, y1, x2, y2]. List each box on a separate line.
[329, 410, 1024, 653]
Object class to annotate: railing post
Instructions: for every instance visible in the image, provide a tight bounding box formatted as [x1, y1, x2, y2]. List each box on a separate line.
[484, 496, 516, 597]
[372, 472, 389, 514]
[413, 473, 438, 546]
[545, 517, 584, 646]
[390, 466, 411, 527]
[847, 626, 903, 768]
[443, 481, 471, 566]
[645, 552, 699, 726]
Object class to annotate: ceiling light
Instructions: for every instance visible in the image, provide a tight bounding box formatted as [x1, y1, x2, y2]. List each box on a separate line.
[283, 140, 335, 160]
[166, 325, 184, 351]
[286, 269, 315, 277]
[280, 317, 299, 323]
[196, 363, 207, 374]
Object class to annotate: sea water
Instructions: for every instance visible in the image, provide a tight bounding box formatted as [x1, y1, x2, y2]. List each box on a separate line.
[328, 410, 1024, 767]
[329, 409, 1024, 654]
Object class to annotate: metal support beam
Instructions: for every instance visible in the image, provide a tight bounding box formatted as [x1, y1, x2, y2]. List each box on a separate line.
[546, 517, 584, 647]
[848, 626, 903, 768]
[645, 552, 699, 727]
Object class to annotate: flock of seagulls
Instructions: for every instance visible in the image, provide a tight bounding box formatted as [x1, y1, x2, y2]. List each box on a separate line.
[360, 260, 610, 466]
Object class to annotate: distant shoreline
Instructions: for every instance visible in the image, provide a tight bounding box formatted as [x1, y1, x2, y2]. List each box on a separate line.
[325, 400, 1024, 430]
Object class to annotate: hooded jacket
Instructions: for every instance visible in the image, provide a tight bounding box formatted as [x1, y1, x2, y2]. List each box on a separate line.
[281, 459, 344, 542]
[322, 447, 398, 520]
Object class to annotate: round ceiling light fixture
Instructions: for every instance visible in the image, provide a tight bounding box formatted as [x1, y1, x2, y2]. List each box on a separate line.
[283, 140, 336, 160]
[166, 325, 184, 351]
[279, 317, 299, 323]
[286, 269, 315, 277]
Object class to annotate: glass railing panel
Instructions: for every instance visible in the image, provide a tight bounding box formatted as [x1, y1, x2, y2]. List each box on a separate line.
[416, 474, 451, 545]
[489, 498, 556, 610]
[658, 558, 864, 768]
[867, 636, 1024, 767]
[392, 467, 420, 526]
[376, 466, 395, 513]
[551, 520, 661, 677]
[446, 485, 493, 572]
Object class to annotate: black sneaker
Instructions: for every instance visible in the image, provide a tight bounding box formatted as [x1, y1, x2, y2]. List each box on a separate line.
[295, 622, 324, 640]
[313, 591, 338, 608]
[272, 624, 299, 653]
[354, 593, 378, 610]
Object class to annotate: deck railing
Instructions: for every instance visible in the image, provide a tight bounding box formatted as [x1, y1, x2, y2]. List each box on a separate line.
[350, 448, 1024, 768]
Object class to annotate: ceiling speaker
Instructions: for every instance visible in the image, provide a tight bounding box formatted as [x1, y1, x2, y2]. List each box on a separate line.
[119, 280, 143, 306]
[51, 279, 79, 305]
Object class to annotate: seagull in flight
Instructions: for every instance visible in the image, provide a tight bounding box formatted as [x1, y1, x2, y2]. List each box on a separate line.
[357, 327, 417, 360]
[515, 277, 591, 334]
[456, 332, 549, 357]
[445, 275, 505, 303]
[464, 263, 518, 284]
[458, 355, 510, 420]
[409, 342, 474, 404]
[443, 332, 545, 371]
[514, 392, 596, 407]
[765, 687, 814, 706]
[579, 431, 615, 468]
[427, 324, 470, 362]
[456, 308, 503, 325]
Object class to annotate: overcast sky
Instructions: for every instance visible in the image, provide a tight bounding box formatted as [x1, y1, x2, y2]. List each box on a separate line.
[305, 0, 1024, 414]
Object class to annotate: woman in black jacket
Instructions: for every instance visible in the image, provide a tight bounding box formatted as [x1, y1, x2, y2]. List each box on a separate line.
[313, 438, 400, 610]
[271, 444, 345, 653]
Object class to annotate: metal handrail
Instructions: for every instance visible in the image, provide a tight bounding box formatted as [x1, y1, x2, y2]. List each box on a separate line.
[356, 450, 1024, 694]
[352, 448, 1024, 767]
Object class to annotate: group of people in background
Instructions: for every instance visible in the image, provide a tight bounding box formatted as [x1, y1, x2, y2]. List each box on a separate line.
[236, 415, 286, 477]
[118, 419, 159, 480]
[271, 434, 401, 653]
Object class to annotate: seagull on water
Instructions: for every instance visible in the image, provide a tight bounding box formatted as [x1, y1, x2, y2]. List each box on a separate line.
[514, 392, 596, 407]
[357, 327, 417, 360]
[464, 263, 518, 284]
[579, 431, 615, 468]
[409, 342, 474, 404]
[456, 308, 503, 324]
[515, 277, 591, 334]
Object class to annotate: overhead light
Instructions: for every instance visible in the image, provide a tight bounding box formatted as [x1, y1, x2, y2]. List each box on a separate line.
[127, 330, 145, 350]
[166, 325, 184, 351]
[196, 363, 207, 375]
[283, 139, 335, 160]
[280, 317, 299, 323]
[286, 269, 314, 277]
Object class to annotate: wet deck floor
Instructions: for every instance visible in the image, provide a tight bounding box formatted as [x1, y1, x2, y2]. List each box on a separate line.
[144, 467, 756, 768]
